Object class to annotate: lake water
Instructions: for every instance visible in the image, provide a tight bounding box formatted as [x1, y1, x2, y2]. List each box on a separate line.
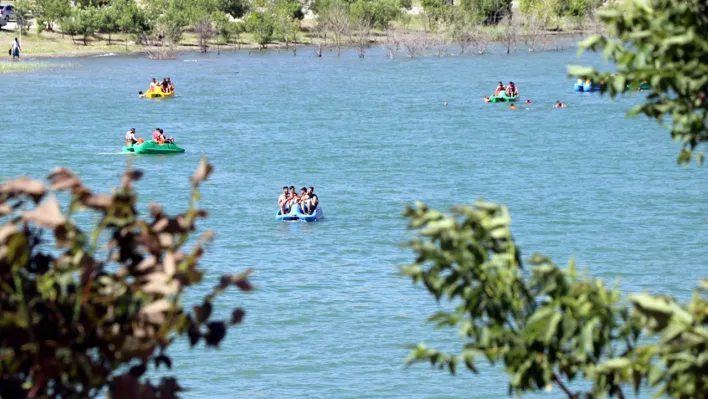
[2, 46, 706, 398]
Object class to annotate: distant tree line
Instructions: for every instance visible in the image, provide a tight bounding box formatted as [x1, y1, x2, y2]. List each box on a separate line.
[11, 0, 605, 57]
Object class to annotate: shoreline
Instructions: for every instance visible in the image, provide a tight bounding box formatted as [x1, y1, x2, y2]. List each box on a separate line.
[2, 27, 594, 61]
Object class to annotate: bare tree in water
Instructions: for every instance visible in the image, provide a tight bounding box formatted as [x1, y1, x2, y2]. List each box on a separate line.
[141, 22, 178, 60]
[322, 0, 350, 56]
[351, 15, 372, 58]
[499, 14, 518, 54]
[523, 13, 548, 52]
[313, 18, 327, 57]
[469, 24, 490, 55]
[382, 28, 401, 59]
[401, 31, 430, 58]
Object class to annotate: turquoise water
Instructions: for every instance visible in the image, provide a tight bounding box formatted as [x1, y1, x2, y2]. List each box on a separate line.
[3, 47, 707, 398]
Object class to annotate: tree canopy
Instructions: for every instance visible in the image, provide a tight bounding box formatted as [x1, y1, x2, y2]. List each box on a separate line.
[403, 1, 707, 396]
[569, 0, 708, 165]
[0, 159, 252, 397]
[402, 201, 707, 399]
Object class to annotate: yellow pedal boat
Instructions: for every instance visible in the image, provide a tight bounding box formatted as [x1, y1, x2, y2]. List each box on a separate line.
[144, 88, 175, 98]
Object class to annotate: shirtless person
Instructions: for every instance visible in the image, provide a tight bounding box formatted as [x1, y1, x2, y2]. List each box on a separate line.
[278, 186, 290, 214]
[287, 186, 300, 211]
[298, 187, 309, 213]
[494, 82, 505, 96]
[306, 186, 318, 215]
[554, 100, 568, 108]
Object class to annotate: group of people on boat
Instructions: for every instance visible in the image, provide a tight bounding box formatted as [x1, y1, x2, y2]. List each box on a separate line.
[138, 78, 174, 97]
[496, 81, 519, 97]
[124, 127, 175, 146]
[278, 186, 319, 215]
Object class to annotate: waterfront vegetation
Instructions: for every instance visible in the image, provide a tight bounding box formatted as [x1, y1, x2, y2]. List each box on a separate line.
[1, 0, 610, 57]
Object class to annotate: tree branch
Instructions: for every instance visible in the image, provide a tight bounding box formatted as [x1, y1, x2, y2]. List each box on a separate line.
[552, 373, 575, 399]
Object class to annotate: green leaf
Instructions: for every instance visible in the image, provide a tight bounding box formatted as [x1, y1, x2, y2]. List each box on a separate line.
[602, 357, 631, 370]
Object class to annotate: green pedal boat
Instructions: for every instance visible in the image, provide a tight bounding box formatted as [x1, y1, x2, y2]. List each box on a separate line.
[489, 93, 518, 102]
[123, 141, 185, 154]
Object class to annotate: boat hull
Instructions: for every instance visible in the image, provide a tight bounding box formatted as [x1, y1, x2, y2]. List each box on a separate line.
[489, 93, 518, 102]
[573, 82, 601, 92]
[123, 141, 185, 154]
[145, 89, 174, 99]
[275, 206, 323, 222]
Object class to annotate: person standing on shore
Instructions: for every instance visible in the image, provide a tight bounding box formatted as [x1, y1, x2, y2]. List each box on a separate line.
[11, 38, 20, 60]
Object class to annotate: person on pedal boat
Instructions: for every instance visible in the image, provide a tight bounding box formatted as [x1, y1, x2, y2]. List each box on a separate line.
[149, 78, 158, 92]
[298, 187, 309, 212]
[152, 128, 175, 144]
[278, 186, 290, 214]
[167, 78, 174, 93]
[494, 82, 505, 96]
[125, 128, 139, 146]
[287, 186, 300, 210]
[305, 187, 319, 215]
[506, 81, 518, 97]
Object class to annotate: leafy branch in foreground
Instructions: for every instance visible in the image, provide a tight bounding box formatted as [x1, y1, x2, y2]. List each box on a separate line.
[401, 201, 707, 399]
[0, 158, 253, 398]
[568, 0, 708, 165]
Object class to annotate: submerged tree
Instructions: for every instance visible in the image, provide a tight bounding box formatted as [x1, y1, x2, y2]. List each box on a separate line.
[0, 159, 252, 397]
[569, 0, 708, 165]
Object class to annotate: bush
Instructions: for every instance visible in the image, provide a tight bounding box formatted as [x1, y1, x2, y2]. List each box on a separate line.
[0, 159, 252, 397]
[245, 11, 275, 49]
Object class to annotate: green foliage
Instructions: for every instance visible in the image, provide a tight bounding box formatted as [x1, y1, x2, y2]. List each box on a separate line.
[272, 0, 302, 47]
[245, 11, 275, 48]
[569, 0, 707, 165]
[13, 0, 34, 33]
[34, 0, 71, 31]
[96, 6, 119, 44]
[421, 0, 452, 26]
[217, 18, 244, 44]
[350, 0, 400, 30]
[520, 0, 599, 18]
[216, 0, 250, 18]
[62, 7, 98, 45]
[112, 0, 150, 36]
[0, 159, 251, 397]
[459, 0, 512, 24]
[402, 201, 707, 398]
[397, 0, 412, 10]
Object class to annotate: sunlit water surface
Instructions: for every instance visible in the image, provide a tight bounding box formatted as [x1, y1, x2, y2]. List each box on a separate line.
[2, 46, 706, 398]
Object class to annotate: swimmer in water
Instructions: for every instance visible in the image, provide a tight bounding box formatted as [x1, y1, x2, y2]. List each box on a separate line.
[510, 103, 518, 110]
[484, 96, 491, 103]
[444, 101, 448, 107]
[524, 99, 532, 105]
[138, 91, 145, 98]
[554, 100, 567, 108]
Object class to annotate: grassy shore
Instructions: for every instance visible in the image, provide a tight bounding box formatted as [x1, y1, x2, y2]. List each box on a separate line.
[0, 14, 593, 60]
[0, 61, 76, 73]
